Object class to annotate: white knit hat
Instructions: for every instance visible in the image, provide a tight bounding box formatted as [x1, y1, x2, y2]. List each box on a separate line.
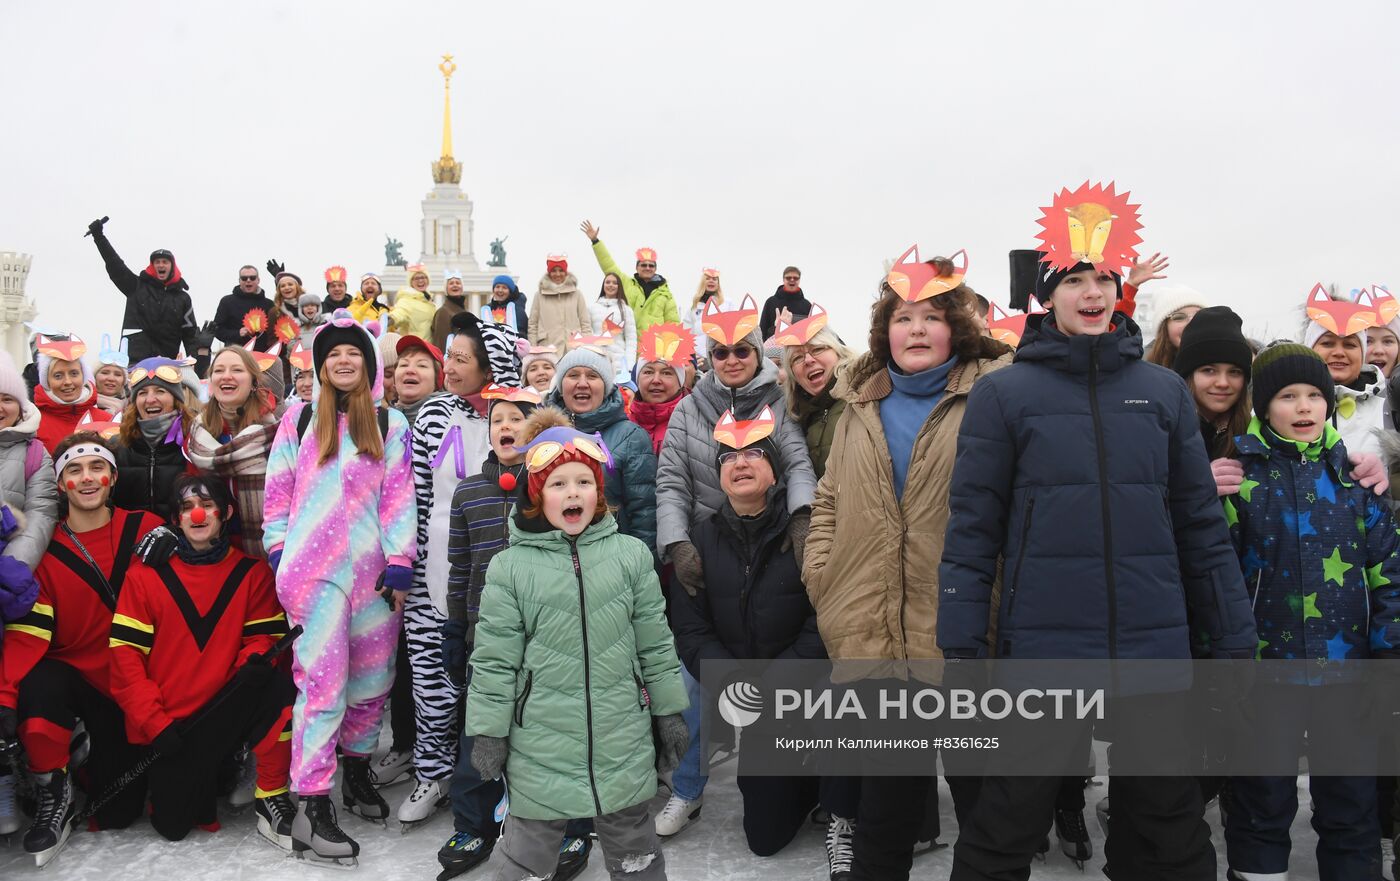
[1148, 285, 1208, 324]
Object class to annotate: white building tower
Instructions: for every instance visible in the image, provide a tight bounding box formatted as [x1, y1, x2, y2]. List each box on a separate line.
[378, 55, 514, 312]
[0, 252, 39, 367]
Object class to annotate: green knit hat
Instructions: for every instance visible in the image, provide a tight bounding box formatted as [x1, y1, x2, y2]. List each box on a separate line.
[1251, 342, 1334, 422]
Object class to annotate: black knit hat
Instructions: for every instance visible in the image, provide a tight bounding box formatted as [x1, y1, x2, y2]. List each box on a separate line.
[1174, 306, 1253, 379]
[1034, 260, 1123, 303]
[311, 320, 377, 383]
[1251, 342, 1335, 422]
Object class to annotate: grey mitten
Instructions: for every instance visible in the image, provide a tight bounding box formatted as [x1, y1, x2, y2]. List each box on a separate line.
[783, 509, 811, 570]
[653, 713, 689, 774]
[470, 734, 508, 780]
[668, 541, 704, 597]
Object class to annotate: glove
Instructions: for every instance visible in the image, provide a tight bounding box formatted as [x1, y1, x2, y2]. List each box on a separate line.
[1210, 458, 1244, 497]
[87, 217, 107, 237]
[0, 557, 39, 624]
[470, 734, 508, 780]
[268, 549, 282, 574]
[152, 725, 183, 757]
[135, 526, 179, 567]
[382, 565, 413, 592]
[653, 713, 689, 774]
[442, 618, 469, 689]
[0, 705, 16, 741]
[1348, 451, 1390, 497]
[668, 541, 704, 597]
[782, 508, 811, 570]
[233, 653, 275, 688]
[266, 258, 285, 278]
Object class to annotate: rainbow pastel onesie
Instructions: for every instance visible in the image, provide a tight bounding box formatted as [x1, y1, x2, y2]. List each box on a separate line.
[263, 401, 417, 795]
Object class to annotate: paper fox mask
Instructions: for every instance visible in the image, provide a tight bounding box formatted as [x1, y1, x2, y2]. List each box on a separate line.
[1306, 283, 1377, 338]
[713, 405, 776, 450]
[702, 295, 760, 345]
[886, 248, 968, 303]
[986, 297, 1049, 348]
[769, 303, 830, 346]
[36, 334, 87, 362]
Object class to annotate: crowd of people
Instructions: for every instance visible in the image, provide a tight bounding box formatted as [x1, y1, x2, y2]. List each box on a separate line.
[0, 193, 1397, 881]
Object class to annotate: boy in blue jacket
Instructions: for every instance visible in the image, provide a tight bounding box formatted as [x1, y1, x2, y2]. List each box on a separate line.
[1222, 342, 1400, 880]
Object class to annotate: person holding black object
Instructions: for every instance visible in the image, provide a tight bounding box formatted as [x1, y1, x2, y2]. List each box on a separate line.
[86, 217, 200, 363]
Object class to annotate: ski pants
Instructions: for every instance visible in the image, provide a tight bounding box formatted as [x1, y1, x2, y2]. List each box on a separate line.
[495, 801, 666, 881]
[148, 668, 296, 841]
[282, 576, 399, 796]
[15, 657, 145, 829]
[405, 582, 459, 781]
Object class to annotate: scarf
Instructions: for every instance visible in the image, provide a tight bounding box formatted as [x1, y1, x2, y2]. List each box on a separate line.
[139, 411, 179, 446]
[175, 534, 231, 565]
[186, 413, 279, 559]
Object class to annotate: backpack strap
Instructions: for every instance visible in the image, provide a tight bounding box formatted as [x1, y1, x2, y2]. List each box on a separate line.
[23, 438, 44, 482]
[379, 407, 389, 441]
[296, 403, 389, 444]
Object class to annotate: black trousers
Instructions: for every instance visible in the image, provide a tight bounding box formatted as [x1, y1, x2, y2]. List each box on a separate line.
[735, 773, 861, 857]
[147, 670, 296, 841]
[950, 692, 1213, 881]
[16, 658, 146, 830]
[390, 626, 415, 753]
[852, 773, 981, 881]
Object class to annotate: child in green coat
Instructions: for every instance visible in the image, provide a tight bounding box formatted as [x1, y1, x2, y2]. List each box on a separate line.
[465, 407, 689, 881]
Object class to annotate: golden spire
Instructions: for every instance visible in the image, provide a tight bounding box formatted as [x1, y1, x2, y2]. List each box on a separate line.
[432, 54, 462, 184]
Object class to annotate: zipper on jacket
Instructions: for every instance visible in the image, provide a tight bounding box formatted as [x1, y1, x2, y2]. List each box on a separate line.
[633, 672, 651, 710]
[1088, 349, 1118, 659]
[569, 539, 604, 816]
[1003, 495, 1035, 657]
[148, 451, 156, 509]
[514, 671, 533, 726]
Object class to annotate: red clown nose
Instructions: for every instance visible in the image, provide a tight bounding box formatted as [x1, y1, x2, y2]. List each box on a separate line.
[189, 507, 207, 525]
[498, 472, 517, 492]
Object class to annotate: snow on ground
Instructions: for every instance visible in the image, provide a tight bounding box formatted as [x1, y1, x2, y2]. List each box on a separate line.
[1, 763, 1334, 881]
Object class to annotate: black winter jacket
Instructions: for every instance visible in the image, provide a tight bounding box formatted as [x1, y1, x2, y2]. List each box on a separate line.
[937, 313, 1257, 662]
[759, 287, 813, 342]
[212, 287, 278, 349]
[113, 433, 191, 522]
[670, 491, 824, 681]
[92, 232, 199, 362]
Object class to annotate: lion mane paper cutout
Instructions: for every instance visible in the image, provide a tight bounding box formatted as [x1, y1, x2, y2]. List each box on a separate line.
[324, 265, 349, 284]
[480, 383, 543, 405]
[242, 308, 268, 337]
[713, 405, 777, 450]
[274, 315, 301, 345]
[886, 248, 968, 303]
[638, 323, 695, 367]
[702, 294, 760, 345]
[242, 339, 283, 372]
[1034, 181, 1142, 273]
[1356, 285, 1399, 326]
[36, 334, 87, 363]
[769, 303, 830, 346]
[288, 343, 313, 372]
[1306, 283, 1377, 337]
[986, 297, 1049, 348]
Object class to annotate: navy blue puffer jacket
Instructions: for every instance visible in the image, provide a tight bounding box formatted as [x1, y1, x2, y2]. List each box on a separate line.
[936, 313, 1257, 661]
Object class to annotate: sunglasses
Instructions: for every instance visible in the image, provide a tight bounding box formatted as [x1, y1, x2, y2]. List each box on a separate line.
[129, 364, 182, 385]
[718, 448, 767, 466]
[637, 262, 657, 269]
[239, 275, 258, 282]
[784, 276, 800, 282]
[711, 345, 754, 362]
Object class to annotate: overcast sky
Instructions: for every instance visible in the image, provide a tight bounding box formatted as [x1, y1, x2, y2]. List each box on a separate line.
[3, 0, 1398, 354]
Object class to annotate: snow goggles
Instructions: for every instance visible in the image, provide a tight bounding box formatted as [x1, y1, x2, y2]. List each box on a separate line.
[519, 427, 613, 474]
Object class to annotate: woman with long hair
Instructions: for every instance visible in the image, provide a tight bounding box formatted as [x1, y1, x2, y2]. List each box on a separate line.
[1144, 286, 1207, 368]
[185, 346, 281, 558]
[686, 268, 725, 362]
[274, 272, 305, 323]
[778, 317, 855, 478]
[262, 310, 416, 864]
[1173, 307, 1254, 465]
[112, 357, 197, 520]
[589, 271, 638, 374]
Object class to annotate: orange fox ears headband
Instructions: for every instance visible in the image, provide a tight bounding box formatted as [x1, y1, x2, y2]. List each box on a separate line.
[986, 296, 1049, 348]
[35, 335, 87, 362]
[713, 405, 776, 450]
[769, 303, 830, 347]
[1305, 283, 1379, 338]
[886, 248, 968, 303]
[288, 343, 314, 372]
[638, 323, 696, 367]
[702, 294, 760, 345]
[1355, 285, 1400, 327]
[569, 330, 614, 349]
[480, 383, 543, 405]
[1033, 181, 1142, 274]
[242, 338, 283, 372]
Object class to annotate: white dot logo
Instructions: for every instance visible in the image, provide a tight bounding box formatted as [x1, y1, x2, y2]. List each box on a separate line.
[717, 680, 764, 729]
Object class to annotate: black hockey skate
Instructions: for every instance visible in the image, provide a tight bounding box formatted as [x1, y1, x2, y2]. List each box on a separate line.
[1054, 807, 1092, 870]
[436, 831, 495, 880]
[554, 835, 593, 881]
[24, 768, 74, 869]
[341, 755, 390, 825]
[292, 794, 359, 869]
[254, 790, 296, 850]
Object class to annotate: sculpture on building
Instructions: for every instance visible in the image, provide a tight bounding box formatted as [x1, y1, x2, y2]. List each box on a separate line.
[385, 236, 407, 267]
[488, 237, 508, 268]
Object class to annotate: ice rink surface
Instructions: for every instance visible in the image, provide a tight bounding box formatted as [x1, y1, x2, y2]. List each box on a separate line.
[0, 760, 1333, 881]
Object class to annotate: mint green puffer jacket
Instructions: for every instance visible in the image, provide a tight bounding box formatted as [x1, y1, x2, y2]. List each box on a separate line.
[464, 513, 687, 820]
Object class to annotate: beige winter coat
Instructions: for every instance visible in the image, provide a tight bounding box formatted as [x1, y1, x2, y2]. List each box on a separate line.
[529, 273, 594, 351]
[803, 342, 1013, 682]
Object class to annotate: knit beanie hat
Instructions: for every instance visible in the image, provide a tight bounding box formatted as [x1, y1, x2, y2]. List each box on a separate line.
[312, 310, 383, 401]
[36, 334, 92, 391]
[1303, 319, 1368, 360]
[555, 346, 616, 397]
[492, 275, 518, 296]
[1174, 306, 1253, 379]
[0, 351, 30, 409]
[128, 357, 188, 402]
[378, 331, 402, 369]
[1149, 285, 1209, 324]
[1034, 260, 1123, 303]
[298, 292, 323, 313]
[1251, 342, 1335, 421]
[522, 345, 559, 377]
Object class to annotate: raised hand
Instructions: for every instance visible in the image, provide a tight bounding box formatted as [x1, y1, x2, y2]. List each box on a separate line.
[579, 220, 601, 243]
[1127, 252, 1169, 288]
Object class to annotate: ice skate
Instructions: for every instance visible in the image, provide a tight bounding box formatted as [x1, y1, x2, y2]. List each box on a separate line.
[436, 831, 494, 880]
[1384, 836, 1396, 881]
[1054, 807, 1092, 869]
[1094, 796, 1110, 837]
[24, 768, 74, 869]
[227, 748, 257, 810]
[396, 775, 449, 832]
[1035, 834, 1049, 861]
[553, 834, 592, 881]
[824, 815, 854, 881]
[654, 793, 701, 837]
[341, 755, 390, 825]
[292, 794, 359, 869]
[254, 789, 296, 851]
[0, 769, 20, 837]
[1226, 871, 1289, 881]
[368, 748, 413, 789]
